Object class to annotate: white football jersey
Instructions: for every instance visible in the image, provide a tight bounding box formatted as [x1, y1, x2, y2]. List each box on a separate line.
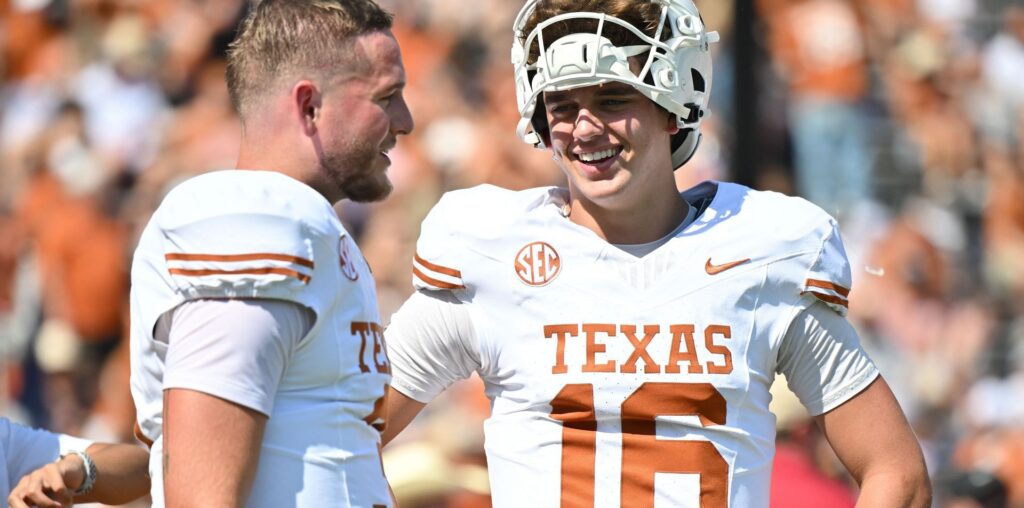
[130, 170, 391, 507]
[387, 181, 878, 508]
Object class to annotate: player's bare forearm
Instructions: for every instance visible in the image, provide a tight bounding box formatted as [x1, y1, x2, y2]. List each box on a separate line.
[76, 442, 151, 504]
[381, 386, 427, 446]
[854, 470, 932, 508]
[815, 377, 932, 507]
[164, 388, 267, 508]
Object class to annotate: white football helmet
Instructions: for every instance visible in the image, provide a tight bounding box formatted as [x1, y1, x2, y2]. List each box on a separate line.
[511, 0, 718, 169]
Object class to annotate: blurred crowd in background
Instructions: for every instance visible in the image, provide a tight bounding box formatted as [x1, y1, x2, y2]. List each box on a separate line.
[0, 0, 1022, 506]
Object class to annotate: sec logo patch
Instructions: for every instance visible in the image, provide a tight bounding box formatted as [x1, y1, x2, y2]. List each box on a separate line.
[515, 241, 561, 286]
[339, 236, 359, 281]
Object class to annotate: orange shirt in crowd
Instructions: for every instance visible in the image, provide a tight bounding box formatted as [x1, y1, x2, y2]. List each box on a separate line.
[16, 171, 128, 342]
[767, 0, 869, 101]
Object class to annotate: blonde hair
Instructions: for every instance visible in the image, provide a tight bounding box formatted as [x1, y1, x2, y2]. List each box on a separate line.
[226, 0, 393, 119]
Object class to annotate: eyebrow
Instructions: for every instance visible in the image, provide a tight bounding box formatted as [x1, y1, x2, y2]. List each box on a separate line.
[545, 91, 571, 104]
[545, 84, 637, 104]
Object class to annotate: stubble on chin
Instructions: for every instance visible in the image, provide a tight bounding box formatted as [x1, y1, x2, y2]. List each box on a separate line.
[344, 172, 392, 203]
[322, 152, 393, 203]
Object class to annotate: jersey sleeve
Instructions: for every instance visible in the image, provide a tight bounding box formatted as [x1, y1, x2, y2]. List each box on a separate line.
[411, 194, 467, 292]
[152, 172, 339, 311]
[385, 290, 481, 403]
[776, 301, 879, 416]
[161, 213, 317, 302]
[799, 219, 853, 316]
[160, 299, 314, 415]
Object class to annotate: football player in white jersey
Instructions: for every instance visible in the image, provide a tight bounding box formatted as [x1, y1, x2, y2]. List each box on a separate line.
[129, 1, 413, 506]
[381, 0, 930, 506]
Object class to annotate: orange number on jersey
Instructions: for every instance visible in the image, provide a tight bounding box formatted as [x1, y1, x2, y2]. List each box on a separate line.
[363, 391, 388, 433]
[549, 382, 728, 508]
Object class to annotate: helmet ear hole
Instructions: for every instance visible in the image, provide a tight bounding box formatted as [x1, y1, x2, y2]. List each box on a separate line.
[671, 128, 690, 153]
[691, 69, 706, 93]
[670, 127, 701, 169]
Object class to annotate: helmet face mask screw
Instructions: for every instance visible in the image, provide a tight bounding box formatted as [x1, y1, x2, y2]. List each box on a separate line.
[661, 69, 676, 86]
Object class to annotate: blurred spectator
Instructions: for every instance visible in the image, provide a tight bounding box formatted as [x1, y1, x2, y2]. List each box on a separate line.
[944, 469, 1009, 508]
[769, 378, 857, 508]
[980, 7, 1024, 115]
[764, 0, 873, 218]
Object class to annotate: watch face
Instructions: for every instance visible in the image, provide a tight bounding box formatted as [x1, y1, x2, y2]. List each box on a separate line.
[64, 450, 97, 494]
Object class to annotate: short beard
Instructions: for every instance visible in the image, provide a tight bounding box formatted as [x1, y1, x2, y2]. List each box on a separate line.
[343, 172, 392, 203]
[321, 148, 393, 203]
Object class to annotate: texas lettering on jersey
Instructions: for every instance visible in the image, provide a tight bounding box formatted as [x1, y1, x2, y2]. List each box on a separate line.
[544, 323, 734, 375]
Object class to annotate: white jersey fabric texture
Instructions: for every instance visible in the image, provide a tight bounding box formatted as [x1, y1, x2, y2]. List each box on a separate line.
[130, 170, 392, 508]
[1, 418, 92, 500]
[386, 181, 879, 508]
[155, 298, 314, 417]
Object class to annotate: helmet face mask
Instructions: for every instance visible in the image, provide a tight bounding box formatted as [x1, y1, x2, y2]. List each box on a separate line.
[511, 0, 718, 169]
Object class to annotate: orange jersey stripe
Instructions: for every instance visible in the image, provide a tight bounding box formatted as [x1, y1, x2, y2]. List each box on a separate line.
[804, 278, 850, 297]
[165, 252, 314, 269]
[169, 267, 311, 284]
[802, 290, 849, 308]
[414, 253, 462, 278]
[413, 266, 465, 290]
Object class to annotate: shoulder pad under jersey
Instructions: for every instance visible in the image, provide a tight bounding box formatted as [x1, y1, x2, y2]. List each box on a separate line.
[727, 184, 853, 316]
[154, 170, 341, 304]
[411, 184, 557, 293]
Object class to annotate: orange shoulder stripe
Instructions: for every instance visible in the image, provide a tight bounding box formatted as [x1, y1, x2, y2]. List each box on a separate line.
[414, 253, 462, 278]
[801, 290, 849, 308]
[169, 267, 311, 284]
[165, 252, 315, 269]
[413, 266, 465, 290]
[804, 278, 850, 297]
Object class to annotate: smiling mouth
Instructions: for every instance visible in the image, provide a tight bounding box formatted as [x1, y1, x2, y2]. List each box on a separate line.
[574, 147, 622, 164]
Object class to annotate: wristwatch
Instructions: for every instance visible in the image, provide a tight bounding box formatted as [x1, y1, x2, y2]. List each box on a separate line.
[59, 450, 97, 495]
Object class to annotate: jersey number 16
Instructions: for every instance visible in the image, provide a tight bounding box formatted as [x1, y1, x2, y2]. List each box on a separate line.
[549, 382, 729, 507]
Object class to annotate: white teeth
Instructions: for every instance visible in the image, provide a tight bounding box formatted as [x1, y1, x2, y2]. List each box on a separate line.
[578, 148, 617, 162]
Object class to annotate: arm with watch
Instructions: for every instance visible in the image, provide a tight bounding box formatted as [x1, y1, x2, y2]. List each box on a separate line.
[7, 442, 150, 508]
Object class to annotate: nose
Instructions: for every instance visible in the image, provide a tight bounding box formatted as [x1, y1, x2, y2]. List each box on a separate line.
[573, 108, 603, 141]
[391, 94, 414, 136]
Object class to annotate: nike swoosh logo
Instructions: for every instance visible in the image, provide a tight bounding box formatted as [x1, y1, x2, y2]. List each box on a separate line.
[705, 257, 751, 275]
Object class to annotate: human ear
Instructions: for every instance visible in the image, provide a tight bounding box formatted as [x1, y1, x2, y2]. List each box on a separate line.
[293, 80, 321, 136]
[667, 114, 680, 135]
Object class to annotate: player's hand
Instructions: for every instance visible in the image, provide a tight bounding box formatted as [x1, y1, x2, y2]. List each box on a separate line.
[7, 455, 84, 508]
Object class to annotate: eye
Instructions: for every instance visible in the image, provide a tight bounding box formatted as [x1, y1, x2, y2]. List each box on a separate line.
[378, 90, 402, 107]
[601, 97, 630, 107]
[547, 103, 576, 116]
